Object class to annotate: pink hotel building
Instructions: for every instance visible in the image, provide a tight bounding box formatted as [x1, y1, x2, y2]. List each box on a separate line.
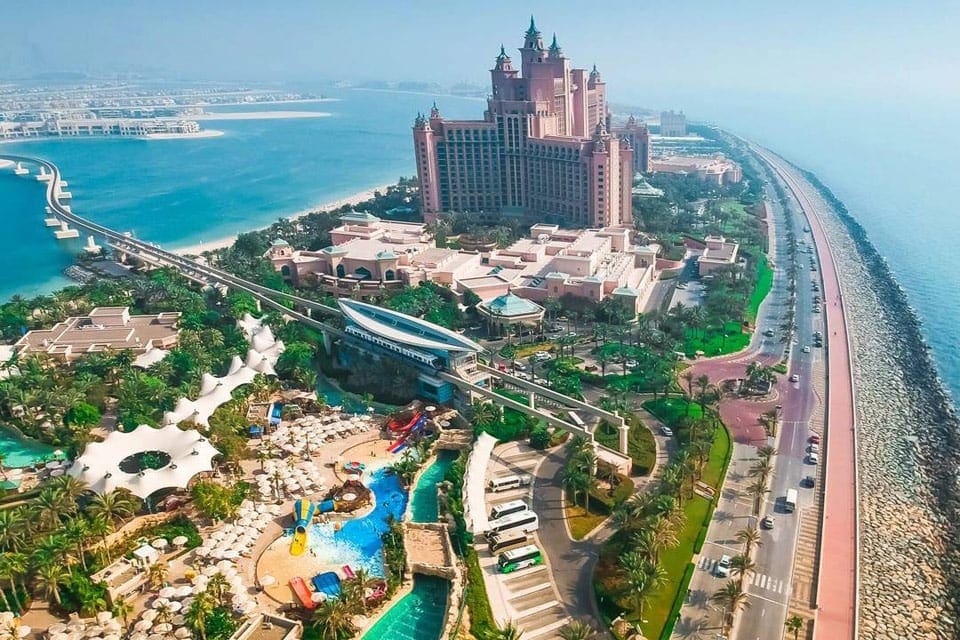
[413, 17, 633, 228]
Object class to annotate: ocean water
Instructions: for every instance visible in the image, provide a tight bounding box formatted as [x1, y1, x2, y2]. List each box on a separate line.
[710, 99, 960, 403]
[0, 88, 481, 299]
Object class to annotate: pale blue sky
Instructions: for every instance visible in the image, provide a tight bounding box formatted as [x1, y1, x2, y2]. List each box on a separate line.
[2, 1, 958, 117]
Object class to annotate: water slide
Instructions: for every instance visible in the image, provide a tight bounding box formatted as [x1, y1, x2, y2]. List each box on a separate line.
[318, 499, 335, 514]
[290, 499, 316, 556]
[387, 411, 422, 434]
[288, 577, 318, 610]
[388, 414, 428, 453]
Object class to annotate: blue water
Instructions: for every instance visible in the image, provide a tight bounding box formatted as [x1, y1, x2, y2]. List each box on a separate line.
[409, 450, 456, 523]
[361, 574, 449, 640]
[0, 425, 56, 468]
[674, 96, 960, 404]
[300, 466, 408, 577]
[0, 89, 481, 300]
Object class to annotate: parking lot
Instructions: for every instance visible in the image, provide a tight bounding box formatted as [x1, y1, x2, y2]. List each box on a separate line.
[475, 442, 572, 639]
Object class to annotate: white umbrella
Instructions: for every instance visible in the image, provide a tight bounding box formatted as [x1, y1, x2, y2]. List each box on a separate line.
[216, 560, 234, 571]
[141, 610, 158, 622]
[310, 591, 326, 603]
[166, 601, 182, 613]
[103, 634, 121, 640]
[96, 612, 113, 624]
[85, 626, 104, 637]
[174, 629, 192, 639]
[16, 626, 31, 638]
[222, 549, 239, 560]
[151, 538, 168, 550]
[129, 634, 149, 640]
[50, 468, 66, 477]
[202, 566, 219, 577]
[172, 536, 189, 547]
[176, 585, 193, 598]
[153, 624, 173, 635]
[148, 634, 166, 640]
[170, 616, 185, 627]
[49, 624, 68, 634]
[159, 587, 177, 599]
[152, 598, 170, 609]
[256, 576, 274, 590]
[50, 633, 68, 640]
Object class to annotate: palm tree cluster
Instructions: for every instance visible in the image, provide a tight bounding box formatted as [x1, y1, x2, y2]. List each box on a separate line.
[181, 574, 240, 640]
[309, 566, 387, 640]
[561, 435, 598, 511]
[747, 445, 777, 516]
[190, 480, 249, 523]
[0, 475, 140, 615]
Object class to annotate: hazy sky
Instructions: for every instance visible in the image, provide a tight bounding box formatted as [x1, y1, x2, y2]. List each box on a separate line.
[3, 0, 958, 117]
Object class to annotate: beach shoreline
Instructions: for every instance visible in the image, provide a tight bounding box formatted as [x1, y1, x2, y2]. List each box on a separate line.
[192, 111, 331, 121]
[171, 182, 395, 255]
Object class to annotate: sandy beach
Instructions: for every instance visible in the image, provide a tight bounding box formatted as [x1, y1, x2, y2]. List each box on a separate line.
[192, 111, 331, 121]
[172, 182, 395, 255]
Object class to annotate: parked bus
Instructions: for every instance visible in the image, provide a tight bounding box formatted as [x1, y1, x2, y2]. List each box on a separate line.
[487, 474, 532, 493]
[568, 411, 586, 428]
[487, 510, 539, 536]
[784, 489, 798, 513]
[497, 544, 544, 573]
[490, 499, 529, 521]
[487, 531, 530, 555]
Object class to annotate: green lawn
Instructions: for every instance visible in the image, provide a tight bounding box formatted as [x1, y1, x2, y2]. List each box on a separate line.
[682, 322, 750, 357]
[565, 501, 608, 541]
[643, 397, 704, 426]
[746, 258, 774, 323]
[702, 422, 732, 488]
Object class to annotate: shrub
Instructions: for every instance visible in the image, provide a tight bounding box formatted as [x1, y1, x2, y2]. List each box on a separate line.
[528, 426, 550, 450]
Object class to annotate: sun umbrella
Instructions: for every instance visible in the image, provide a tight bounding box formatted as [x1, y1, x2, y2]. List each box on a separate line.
[176, 585, 193, 598]
[259, 574, 276, 587]
[85, 626, 104, 637]
[141, 610, 158, 622]
[96, 612, 113, 624]
[216, 560, 234, 571]
[153, 624, 173, 635]
[170, 616, 185, 627]
[50, 633, 68, 640]
[128, 634, 149, 640]
[152, 598, 170, 609]
[103, 634, 121, 640]
[16, 626, 31, 638]
[134, 620, 152, 633]
[49, 624, 68, 634]
[166, 601, 182, 613]
[159, 587, 177, 599]
[148, 634, 166, 640]
[151, 538, 168, 550]
[172, 536, 189, 547]
[174, 629, 192, 639]
[310, 591, 326, 603]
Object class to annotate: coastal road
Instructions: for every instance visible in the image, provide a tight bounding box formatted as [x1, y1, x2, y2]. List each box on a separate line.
[754, 148, 859, 640]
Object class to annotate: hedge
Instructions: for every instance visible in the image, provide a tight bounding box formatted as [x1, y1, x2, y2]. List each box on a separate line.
[659, 562, 696, 640]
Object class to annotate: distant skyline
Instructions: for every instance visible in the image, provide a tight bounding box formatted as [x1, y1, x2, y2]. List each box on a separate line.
[3, 1, 959, 121]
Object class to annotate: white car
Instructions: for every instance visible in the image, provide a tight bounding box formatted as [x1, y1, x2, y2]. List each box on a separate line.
[660, 426, 674, 437]
[802, 345, 811, 353]
[715, 555, 732, 577]
[807, 452, 820, 465]
[533, 351, 552, 362]
[790, 374, 800, 383]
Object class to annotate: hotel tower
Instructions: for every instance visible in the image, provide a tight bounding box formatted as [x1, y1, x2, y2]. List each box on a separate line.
[413, 17, 633, 228]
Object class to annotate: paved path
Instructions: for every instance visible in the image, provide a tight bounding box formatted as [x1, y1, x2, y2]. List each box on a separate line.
[756, 147, 859, 640]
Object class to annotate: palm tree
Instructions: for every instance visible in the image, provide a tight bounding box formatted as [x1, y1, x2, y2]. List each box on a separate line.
[112, 597, 134, 629]
[695, 374, 711, 413]
[648, 516, 680, 562]
[620, 552, 666, 621]
[735, 527, 762, 558]
[0, 508, 29, 552]
[148, 561, 169, 590]
[88, 489, 140, 525]
[0, 552, 27, 614]
[34, 487, 69, 531]
[185, 592, 214, 640]
[756, 445, 778, 462]
[730, 554, 756, 589]
[711, 581, 751, 634]
[785, 615, 804, 639]
[63, 516, 91, 571]
[747, 477, 769, 516]
[558, 621, 596, 640]
[312, 597, 356, 640]
[34, 562, 69, 607]
[49, 474, 89, 505]
[494, 622, 523, 640]
[86, 515, 114, 565]
[32, 534, 74, 568]
[155, 602, 173, 626]
[206, 573, 229, 607]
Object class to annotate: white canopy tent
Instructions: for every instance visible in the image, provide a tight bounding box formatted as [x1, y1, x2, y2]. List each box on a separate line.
[67, 425, 220, 497]
[463, 432, 497, 534]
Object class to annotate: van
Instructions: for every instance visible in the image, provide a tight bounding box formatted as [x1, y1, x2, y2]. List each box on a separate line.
[487, 474, 533, 493]
[715, 555, 732, 577]
[784, 488, 798, 513]
[487, 510, 539, 535]
[487, 531, 529, 555]
[490, 499, 529, 521]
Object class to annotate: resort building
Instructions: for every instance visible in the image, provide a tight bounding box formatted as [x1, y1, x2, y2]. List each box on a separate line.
[14, 306, 180, 362]
[697, 235, 741, 274]
[649, 154, 743, 186]
[477, 292, 546, 336]
[268, 217, 660, 315]
[659, 109, 687, 137]
[0, 118, 201, 139]
[612, 115, 651, 173]
[412, 17, 633, 228]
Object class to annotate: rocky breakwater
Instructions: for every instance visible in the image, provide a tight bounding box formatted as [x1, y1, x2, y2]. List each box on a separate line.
[802, 170, 959, 639]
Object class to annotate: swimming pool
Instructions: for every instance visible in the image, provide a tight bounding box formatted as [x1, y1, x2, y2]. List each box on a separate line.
[302, 467, 408, 577]
[409, 450, 457, 523]
[361, 574, 449, 640]
[0, 425, 56, 468]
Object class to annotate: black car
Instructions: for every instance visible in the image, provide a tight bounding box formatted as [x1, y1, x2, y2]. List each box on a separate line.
[802, 475, 816, 488]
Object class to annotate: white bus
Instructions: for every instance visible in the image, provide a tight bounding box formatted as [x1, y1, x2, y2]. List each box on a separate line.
[487, 531, 529, 555]
[568, 411, 586, 428]
[497, 544, 543, 573]
[490, 499, 529, 521]
[487, 474, 532, 493]
[487, 510, 539, 536]
[784, 489, 798, 513]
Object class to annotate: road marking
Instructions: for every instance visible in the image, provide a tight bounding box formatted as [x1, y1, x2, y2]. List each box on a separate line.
[507, 581, 552, 599]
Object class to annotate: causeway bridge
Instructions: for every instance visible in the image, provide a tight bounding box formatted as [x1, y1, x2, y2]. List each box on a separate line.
[3, 154, 631, 459]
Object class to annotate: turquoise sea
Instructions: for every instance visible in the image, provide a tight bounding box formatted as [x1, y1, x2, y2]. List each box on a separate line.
[1, 89, 959, 406]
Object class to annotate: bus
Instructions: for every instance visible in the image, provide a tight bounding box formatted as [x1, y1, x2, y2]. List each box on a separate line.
[497, 544, 543, 573]
[490, 499, 529, 521]
[487, 510, 539, 536]
[568, 411, 586, 428]
[487, 531, 529, 555]
[784, 489, 798, 513]
[487, 474, 532, 493]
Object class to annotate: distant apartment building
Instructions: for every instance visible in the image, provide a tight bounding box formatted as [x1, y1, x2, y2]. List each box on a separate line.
[650, 154, 743, 186]
[612, 115, 651, 173]
[269, 213, 659, 315]
[659, 110, 687, 137]
[698, 235, 740, 274]
[0, 118, 201, 139]
[15, 307, 181, 362]
[413, 17, 633, 229]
